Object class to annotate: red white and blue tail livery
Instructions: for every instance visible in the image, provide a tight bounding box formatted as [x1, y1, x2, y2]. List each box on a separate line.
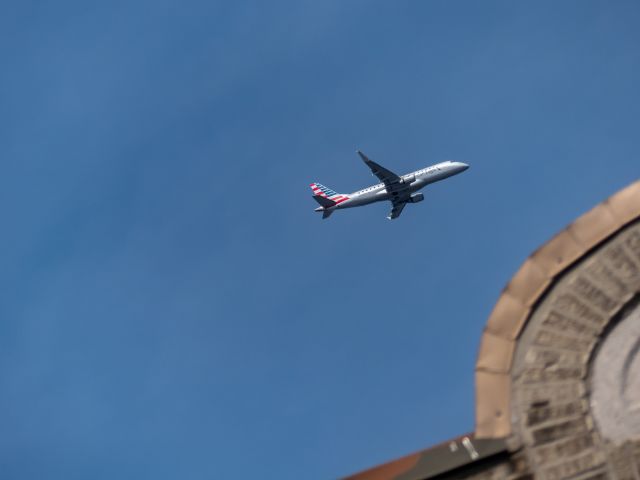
[310, 183, 350, 203]
[310, 151, 469, 220]
[309, 183, 351, 219]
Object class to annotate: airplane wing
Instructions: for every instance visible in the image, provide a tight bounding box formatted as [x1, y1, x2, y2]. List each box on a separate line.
[387, 200, 406, 220]
[357, 150, 402, 186]
[357, 150, 413, 219]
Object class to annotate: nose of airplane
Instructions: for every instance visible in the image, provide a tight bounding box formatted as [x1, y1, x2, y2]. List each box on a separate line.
[457, 162, 469, 172]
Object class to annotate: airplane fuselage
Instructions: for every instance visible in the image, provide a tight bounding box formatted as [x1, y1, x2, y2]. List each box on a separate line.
[316, 160, 468, 212]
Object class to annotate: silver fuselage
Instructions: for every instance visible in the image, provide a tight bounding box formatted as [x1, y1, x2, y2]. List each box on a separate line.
[330, 161, 468, 210]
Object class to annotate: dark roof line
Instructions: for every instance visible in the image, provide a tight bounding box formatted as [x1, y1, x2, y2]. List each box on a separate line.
[343, 434, 508, 480]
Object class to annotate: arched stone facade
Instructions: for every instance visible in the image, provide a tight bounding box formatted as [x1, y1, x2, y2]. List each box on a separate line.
[510, 222, 640, 478]
[346, 181, 640, 480]
[476, 180, 640, 479]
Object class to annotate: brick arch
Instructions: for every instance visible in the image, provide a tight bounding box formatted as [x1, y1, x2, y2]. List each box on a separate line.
[475, 180, 640, 441]
[509, 226, 640, 478]
[343, 182, 640, 480]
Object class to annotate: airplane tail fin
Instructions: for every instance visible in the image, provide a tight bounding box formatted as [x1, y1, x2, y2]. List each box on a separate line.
[310, 183, 350, 202]
[310, 182, 340, 198]
[310, 183, 349, 220]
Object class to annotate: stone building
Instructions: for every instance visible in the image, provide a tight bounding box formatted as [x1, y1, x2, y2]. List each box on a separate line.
[345, 180, 640, 480]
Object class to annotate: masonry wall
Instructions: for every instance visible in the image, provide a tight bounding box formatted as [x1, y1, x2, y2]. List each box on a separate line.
[508, 221, 640, 479]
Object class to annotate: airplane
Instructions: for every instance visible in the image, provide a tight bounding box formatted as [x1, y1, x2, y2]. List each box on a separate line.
[310, 151, 469, 220]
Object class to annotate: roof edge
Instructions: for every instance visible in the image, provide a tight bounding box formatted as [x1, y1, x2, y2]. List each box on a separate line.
[343, 434, 508, 480]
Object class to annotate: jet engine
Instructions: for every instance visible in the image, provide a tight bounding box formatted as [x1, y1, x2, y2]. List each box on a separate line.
[409, 193, 424, 203]
[401, 174, 415, 184]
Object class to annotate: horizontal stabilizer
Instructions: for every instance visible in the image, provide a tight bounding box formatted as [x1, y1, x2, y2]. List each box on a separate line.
[322, 210, 334, 219]
[312, 195, 336, 208]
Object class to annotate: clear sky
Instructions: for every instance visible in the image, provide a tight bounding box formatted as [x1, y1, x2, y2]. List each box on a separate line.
[1, 1, 639, 479]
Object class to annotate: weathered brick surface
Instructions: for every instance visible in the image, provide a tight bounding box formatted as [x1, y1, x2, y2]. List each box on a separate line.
[515, 382, 585, 408]
[532, 418, 591, 445]
[526, 400, 587, 427]
[625, 230, 640, 256]
[571, 471, 609, 480]
[584, 260, 633, 301]
[540, 451, 605, 480]
[604, 440, 640, 480]
[552, 294, 608, 327]
[533, 329, 595, 353]
[509, 221, 640, 479]
[591, 300, 640, 443]
[533, 434, 595, 465]
[521, 364, 586, 384]
[524, 346, 586, 368]
[542, 310, 602, 338]
[603, 246, 640, 282]
[570, 276, 619, 314]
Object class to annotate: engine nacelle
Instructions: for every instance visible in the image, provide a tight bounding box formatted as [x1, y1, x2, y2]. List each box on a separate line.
[409, 193, 424, 203]
[401, 174, 415, 184]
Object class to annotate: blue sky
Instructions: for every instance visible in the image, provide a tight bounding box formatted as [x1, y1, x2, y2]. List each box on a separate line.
[1, 1, 639, 479]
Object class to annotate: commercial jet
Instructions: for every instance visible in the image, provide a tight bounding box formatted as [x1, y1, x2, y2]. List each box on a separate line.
[310, 151, 469, 220]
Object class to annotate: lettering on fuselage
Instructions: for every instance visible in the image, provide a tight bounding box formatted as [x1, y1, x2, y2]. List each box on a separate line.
[416, 165, 442, 175]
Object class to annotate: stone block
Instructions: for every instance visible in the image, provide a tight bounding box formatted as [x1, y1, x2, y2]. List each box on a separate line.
[540, 451, 605, 480]
[516, 382, 586, 409]
[533, 433, 595, 465]
[533, 329, 594, 353]
[603, 245, 640, 283]
[552, 294, 607, 328]
[570, 276, 620, 314]
[526, 400, 587, 427]
[524, 347, 585, 369]
[532, 418, 590, 445]
[541, 310, 600, 339]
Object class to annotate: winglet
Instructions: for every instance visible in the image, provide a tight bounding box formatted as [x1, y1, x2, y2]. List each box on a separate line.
[357, 150, 376, 176]
[356, 150, 369, 163]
